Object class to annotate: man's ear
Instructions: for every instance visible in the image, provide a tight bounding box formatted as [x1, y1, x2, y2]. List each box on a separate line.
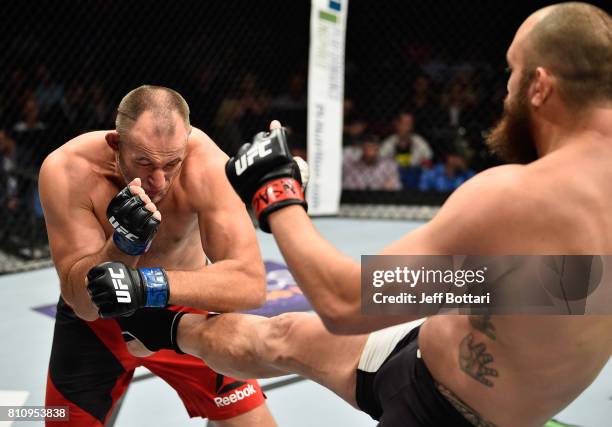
[530, 67, 554, 108]
[106, 131, 120, 151]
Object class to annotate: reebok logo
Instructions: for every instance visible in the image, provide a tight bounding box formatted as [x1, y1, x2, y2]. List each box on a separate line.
[215, 374, 246, 395]
[108, 267, 131, 303]
[213, 384, 257, 408]
[235, 141, 272, 176]
[109, 216, 138, 242]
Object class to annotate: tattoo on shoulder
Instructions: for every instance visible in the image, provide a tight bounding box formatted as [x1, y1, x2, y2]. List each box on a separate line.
[459, 333, 499, 387]
[469, 315, 496, 340]
[436, 381, 499, 427]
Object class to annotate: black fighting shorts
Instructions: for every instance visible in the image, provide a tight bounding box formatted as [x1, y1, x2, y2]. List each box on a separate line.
[355, 324, 474, 426]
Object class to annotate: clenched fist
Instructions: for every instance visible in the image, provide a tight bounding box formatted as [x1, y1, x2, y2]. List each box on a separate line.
[107, 178, 162, 255]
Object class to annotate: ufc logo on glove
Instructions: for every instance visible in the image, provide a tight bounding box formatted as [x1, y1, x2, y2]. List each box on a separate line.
[109, 216, 138, 242]
[225, 127, 308, 233]
[108, 267, 132, 303]
[87, 261, 170, 318]
[234, 141, 273, 176]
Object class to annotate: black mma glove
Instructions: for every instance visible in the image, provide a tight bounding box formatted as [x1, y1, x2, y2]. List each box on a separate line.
[117, 308, 186, 354]
[225, 127, 307, 232]
[87, 261, 169, 318]
[107, 186, 160, 255]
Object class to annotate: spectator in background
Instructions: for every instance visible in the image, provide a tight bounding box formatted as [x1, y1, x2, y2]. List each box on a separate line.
[439, 81, 477, 129]
[214, 73, 272, 155]
[189, 63, 223, 132]
[89, 80, 113, 129]
[272, 71, 307, 137]
[11, 95, 49, 224]
[380, 111, 433, 189]
[0, 129, 18, 211]
[343, 113, 368, 147]
[342, 97, 368, 146]
[59, 82, 97, 136]
[421, 49, 452, 84]
[419, 148, 475, 193]
[13, 95, 48, 169]
[272, 71, 308, 159]
[0, 129, 18, 245]
[235, 74, 273, 142]
[380, 111, 433, 162]
[343, 96, 356, 121]
[343, 135, 401, 191]
[4, 69, 28, 125]
[35, 64, 64, 116]
[407, 74, 440, 141]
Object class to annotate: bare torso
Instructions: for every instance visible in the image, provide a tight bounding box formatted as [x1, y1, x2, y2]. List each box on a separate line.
[421, 315, 611, 426]
[418, 140, 612, 426]
[58, 130, 211, 271]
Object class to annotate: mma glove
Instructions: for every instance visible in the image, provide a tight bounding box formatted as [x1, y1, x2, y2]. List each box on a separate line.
[225, 127, 308, 232]
[107, 186, 160, 255]
[86, 261, 169, 318]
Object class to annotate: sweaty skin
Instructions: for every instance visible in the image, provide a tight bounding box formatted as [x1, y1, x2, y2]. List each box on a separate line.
[414, 145, 612, 426]
[270, 146, 612, 426]
[40, 122, 276, 426]
[267, 13, 612, 418]
[39, 126, 266, 320]
[265, 7, 612, 425]
[158, 114, 612, 427]
[127, 5, 612, 426]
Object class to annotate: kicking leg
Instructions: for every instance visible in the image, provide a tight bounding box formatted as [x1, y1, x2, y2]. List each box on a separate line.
[177, 312, 369, 407]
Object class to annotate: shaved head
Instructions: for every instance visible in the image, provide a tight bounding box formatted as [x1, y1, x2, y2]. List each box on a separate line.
[112, 85, 191, 202]
[116, 85, 191, 140]
[522, 2, 612, 110]
[486, 2, 612, 163]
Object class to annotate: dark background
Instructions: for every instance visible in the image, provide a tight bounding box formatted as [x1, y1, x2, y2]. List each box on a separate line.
[1, 0, 610, 269]
[2, 0, 610, 126]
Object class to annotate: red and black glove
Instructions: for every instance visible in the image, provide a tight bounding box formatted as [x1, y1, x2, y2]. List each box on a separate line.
[225, 127, 307, 232]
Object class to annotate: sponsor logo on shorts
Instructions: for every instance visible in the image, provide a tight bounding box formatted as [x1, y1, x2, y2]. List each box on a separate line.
[213, 384, 257, 408]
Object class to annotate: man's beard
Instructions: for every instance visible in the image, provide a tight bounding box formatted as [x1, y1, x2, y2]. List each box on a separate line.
[485, 74, 539, 164]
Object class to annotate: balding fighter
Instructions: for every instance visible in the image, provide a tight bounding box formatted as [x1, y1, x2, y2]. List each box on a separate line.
[39, 86, 275, 426]
[99, 3, 612, 427]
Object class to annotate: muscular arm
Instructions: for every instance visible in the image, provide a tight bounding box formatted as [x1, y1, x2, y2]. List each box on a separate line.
[268, 165, 530, 334]
[39, 152, 139, 321]
[166, 132, 266, 312]
[269, 207, 421, 333]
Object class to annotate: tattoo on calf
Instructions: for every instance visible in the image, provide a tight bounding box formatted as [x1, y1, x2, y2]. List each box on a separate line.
[459, 333, 499, 387]
[469, 315, 496, 340]
[436, 381, 499, 427]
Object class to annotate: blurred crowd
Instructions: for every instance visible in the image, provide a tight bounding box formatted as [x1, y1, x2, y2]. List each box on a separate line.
[341, 61, 506, 193]
[0, 50, 506, 255]
[189, 59, 504, 194]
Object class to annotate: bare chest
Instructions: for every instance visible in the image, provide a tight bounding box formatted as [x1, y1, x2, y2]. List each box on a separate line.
[93, 185, 205, 269]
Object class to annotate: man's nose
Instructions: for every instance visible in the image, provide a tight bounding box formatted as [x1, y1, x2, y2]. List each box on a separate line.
[148, 169, 165, 188]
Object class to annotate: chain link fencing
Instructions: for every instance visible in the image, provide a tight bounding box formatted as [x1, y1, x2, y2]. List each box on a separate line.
[2, 0, 610, 273]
